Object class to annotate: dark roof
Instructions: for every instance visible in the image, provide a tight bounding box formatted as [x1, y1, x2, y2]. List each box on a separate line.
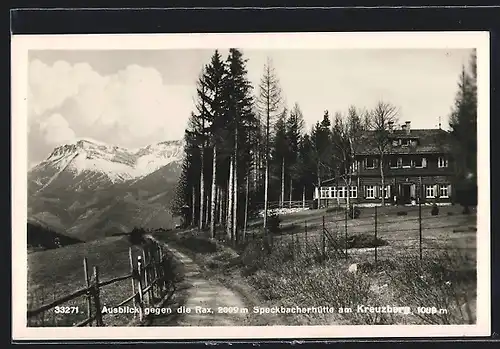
[357, 128, 452, 156]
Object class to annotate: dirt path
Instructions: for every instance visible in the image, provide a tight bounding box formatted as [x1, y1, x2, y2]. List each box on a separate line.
[147, 243, 253, 326]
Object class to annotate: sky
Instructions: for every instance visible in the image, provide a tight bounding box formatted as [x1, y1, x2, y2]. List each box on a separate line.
[27, 48, 474, 167]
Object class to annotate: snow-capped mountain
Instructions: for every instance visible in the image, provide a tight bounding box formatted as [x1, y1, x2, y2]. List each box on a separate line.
[28, 139, 185, 241]
[31, 138, 184, 185]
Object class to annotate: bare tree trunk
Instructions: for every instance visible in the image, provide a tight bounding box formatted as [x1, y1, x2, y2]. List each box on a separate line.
[244, 174, 249, 240]
[346, 174, 351, 210]
[317, 163, 321, 209]
[233, 129, 238, 243]
[289, 177, 293, 208]
[302, 186, 306, 208]
[264, 152, 269, 231]
[380, 154, 385, 206]
[191, 186, 196, 227]
[210, 144, 217, 238]
[227, 156, 234, 241]
[280, 158, 285, 209]
[219, 187, 224, 226]
[199, 145, 205, 230]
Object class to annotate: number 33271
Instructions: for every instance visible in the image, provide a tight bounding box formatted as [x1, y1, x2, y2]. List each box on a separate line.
[54, 306, 79, 314]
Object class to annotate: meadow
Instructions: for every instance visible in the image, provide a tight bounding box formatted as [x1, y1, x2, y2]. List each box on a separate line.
[157, 203, 477, 325]
[27, 235, 144, 326]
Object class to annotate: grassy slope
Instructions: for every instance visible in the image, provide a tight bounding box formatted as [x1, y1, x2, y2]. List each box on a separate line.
[27, 235, 144, 326]
[156, 205, 477, 325]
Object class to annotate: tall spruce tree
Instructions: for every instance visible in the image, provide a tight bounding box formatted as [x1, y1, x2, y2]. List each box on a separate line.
[272, 108, 289, 208]
[449, 50, 477, 207]
[223, 48, 257, 243]
[310, 110, 333, 207]
[286, 103, 305, 203]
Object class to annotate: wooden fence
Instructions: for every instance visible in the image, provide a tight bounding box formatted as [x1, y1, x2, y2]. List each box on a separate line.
[255, 200, 314, 211]
[27, 239, 174, 327]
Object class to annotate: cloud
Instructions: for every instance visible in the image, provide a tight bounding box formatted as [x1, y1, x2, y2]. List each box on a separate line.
[28, 59, 193, 164]
[39, 113, 76, 145]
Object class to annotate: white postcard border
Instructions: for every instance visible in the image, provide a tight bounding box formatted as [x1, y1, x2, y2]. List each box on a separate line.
[12, 31, 491, 340]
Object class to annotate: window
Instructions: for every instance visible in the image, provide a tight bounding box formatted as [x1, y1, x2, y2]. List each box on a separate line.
[401, 156, 412, 168]
[425, 185, 435, 198]
[397, 157, 403, 168]
[414, 157, 426, 168]
[366, 185, 376, 199]
[337, 186, 345, 198]
[350, 161, 358, 173]
[366, 157, 376, 169]
[438, 156, 448, 168]
[330, 187, 337, 198]
[392, 140, 398, 147]
[320, 187, 331, 198]
[389, 157, 398, 168]
[349, 186, 358, 198]
[379, 185, 390, 199]
[439, 184, 449, 198]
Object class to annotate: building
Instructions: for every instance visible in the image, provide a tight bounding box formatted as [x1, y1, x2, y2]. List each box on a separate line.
[314, 121, 454, 207]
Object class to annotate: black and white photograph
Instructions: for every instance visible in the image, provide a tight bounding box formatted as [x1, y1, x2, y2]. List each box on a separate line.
[12, 32, 490, 340]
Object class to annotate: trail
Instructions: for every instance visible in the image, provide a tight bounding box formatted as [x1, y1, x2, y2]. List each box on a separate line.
[147, 242, 251, 326]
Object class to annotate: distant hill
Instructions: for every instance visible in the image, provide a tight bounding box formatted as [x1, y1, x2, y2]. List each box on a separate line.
[27, 221, 83, 251]
[28, 139, 184, 241]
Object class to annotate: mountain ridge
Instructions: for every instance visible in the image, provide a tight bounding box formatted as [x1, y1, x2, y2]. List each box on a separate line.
[28, 138, 185, 241]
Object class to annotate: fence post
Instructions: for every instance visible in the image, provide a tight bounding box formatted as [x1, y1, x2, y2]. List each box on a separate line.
[137, 255, 144, 322]
[304, 220, 308, 255]
[92, 266, 103, 326]
[150, 245, 158, 300]
[142, 249, 151, 305]
[128, 248, 137, 317]
[83, 257, 93, 326]
[322, 216, 326, 262]
[157, 243, 164, 294]
[419, 201, 422, 261]
[374, 206, 378, 265]
[344, 208, 348, 259]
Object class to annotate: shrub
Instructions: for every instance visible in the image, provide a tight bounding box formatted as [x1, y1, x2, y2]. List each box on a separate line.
[447, 212, 454, 216]
[462, 206, 471, 215]
[129, 227, 147, 245]
[431, 204, 439, 216]
[396, 211, 408, 216]
[267, 213, 281, 234]
[349, 205, 361, 219]
[339, 233, 389, 249]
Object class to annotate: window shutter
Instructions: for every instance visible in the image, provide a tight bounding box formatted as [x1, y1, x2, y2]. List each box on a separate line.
[434, 184, 439, 197]
[448, 184, 452, 198]
[422, 158, 427, 168]
[387, 185, 391, 199]
[364, 185, 367, 198]
[374, 185, 379, 198]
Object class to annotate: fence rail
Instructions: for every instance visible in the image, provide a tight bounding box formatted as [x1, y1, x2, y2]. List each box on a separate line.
[27, 239, 173, 327]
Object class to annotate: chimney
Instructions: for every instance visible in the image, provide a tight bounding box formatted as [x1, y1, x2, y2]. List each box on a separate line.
[388, 121, 394, 133]
[401, 124, 406, 132]
[405, 121, 411, 134]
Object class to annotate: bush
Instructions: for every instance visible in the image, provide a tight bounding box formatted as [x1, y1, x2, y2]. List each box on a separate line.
[129, 227, 147, 245]
[339, 233, 389, 249]
[267, 213, 281, 234]
[462, 206, 471, 215]
[396, 211, 408, 216]
[349, 205, 361, 219]
[431, 204, 439, 216]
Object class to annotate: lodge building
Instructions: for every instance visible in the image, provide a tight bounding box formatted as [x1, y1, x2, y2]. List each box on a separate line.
[314, 121, 454, 206]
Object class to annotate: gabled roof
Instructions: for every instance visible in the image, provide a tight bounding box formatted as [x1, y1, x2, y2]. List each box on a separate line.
[357, 128, 452, 156]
